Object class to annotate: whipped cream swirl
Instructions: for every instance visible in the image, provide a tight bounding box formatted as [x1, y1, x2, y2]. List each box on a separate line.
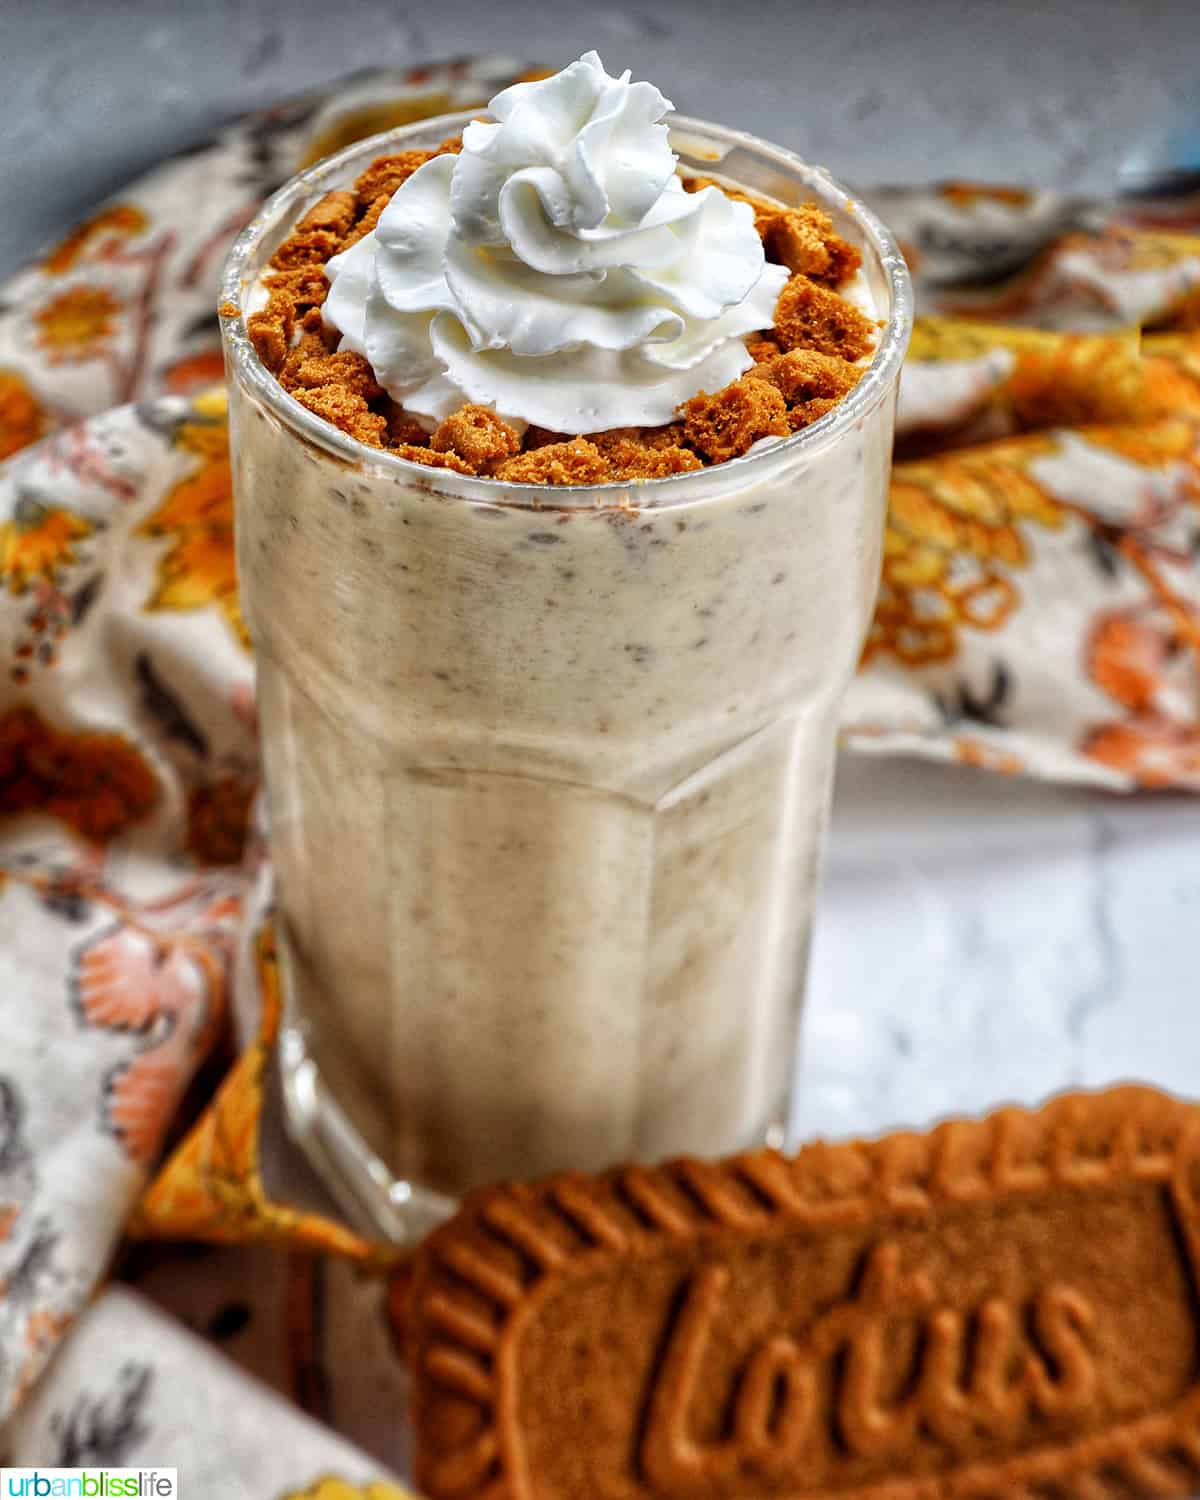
[323, 51, 789, 431]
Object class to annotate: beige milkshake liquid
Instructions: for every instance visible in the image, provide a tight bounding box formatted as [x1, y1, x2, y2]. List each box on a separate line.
[234, 389, 891, 1195]
[222, 55, 910, 1220]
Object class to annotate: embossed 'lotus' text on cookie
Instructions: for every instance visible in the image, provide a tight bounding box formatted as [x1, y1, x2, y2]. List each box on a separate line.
[409, 1087, 1200, 1500]
[641, 1242, 1096, 1490]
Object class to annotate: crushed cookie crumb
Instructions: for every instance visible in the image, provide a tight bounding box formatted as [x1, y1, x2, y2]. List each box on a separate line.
[270, 228, 344, 270]
[642, 422, 689, 450]
[431, 404, 521, 473]
[604, 439, 703, 480]
[773, 275, 876, 362]
[247, 305, 292, 372]
[297, 191, 358, 239]
[250, 139, 870, 483]
[218, 300, 239, 319]
[593, 426, 702, 479]
[342, 194, 389, 248]
[292, 385, 388, 447]
[821, 236, 861, 287]
[681, 175, 775, 237]
[680, 377, 789, 462]
[523, 426, 572, 450]
[747, 348, 861, 429]
[496, 440, 612, 486]
[684, 177, 862, 287]
[383, 403, 432, 448]
[288, 349, 382, 401]
[262, 265, 331, 312]
[763, 203, 861, 285]
[393, 443, 476, 475]
[278, 328, 336, 385]
[352, 150, 437, 204]
[593, 423, 689, 455]
[745, 336, 782, 364]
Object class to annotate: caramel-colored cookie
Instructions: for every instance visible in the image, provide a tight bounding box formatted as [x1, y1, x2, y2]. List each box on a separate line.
[241, 145, 870, 477]
[774, 274, 877, 361]
[748, 349, 863, 430]
[680, 376, 789, 461]
[432, 405, 522, 474]
[762, 203, 862, 286]
[495, 439, 611, 486]
[409, 1086, 1200, 1500]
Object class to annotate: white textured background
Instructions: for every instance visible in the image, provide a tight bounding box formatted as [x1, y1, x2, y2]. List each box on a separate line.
[1, 0, 1198, 1138]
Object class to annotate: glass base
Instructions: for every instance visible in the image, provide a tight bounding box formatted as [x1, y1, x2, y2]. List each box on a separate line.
[279, 1019, 795, 1246]
[278, 1025, 455, 1245]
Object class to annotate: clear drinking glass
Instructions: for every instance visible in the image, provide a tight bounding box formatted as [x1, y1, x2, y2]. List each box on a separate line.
[221, 112, 911, 1241]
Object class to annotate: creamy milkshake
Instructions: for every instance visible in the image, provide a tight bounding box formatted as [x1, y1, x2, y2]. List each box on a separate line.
[221, 54, 911, 1236]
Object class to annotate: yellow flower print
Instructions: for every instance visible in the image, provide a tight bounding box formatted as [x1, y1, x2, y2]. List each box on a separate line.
[1141, 334, 1200, 413]
[905, 321, 1147, 436]
[42, 203, 149, 275]
[1005, 334, 1146, 430]
[0, 499, 92, 594]
[34, 286, 123, 362]
[866, 438, 1065, 666]
[138, 406, 248, 648]
[279, 1480, 412, 1500]
[0, 369, 46, 460]
[1077, 414, 1200, 469]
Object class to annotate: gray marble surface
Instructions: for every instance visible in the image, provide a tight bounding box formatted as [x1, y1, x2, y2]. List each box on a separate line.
[2, 0, 1198, 1138]
[803, 755, 1197, 1141]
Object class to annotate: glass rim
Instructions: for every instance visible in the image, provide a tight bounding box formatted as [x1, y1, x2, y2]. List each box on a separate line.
[220, 108, 913, 508]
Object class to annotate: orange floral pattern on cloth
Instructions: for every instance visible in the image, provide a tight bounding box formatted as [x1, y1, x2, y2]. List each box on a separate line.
[34, 287, 123, 363]
[131, 927, 377, 1264]
[0, 499, 92, 596]
[162, 348, 227, 394]
[0, 370, 46, 460]
[185, 775, 257, 865]
[1083, 717, 1200, 787]
[137, 396, 247, 649]
[0, 705, 158, 842]
[74, 917, 227, 1167]
[951, 736, 1025, 775]
[42, 204, 150, 277]
[845, 314, 1200, 785]
[1081, 602, 1200, 789]
[868, 434, 1065, 666]
[0, 864, 238, 1419]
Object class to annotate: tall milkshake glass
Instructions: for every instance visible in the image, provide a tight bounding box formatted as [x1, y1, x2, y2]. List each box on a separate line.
[221, 110, 911, 1241]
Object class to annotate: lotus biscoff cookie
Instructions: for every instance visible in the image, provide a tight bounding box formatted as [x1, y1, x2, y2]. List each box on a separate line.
[408, 1086, 1200, 1500]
